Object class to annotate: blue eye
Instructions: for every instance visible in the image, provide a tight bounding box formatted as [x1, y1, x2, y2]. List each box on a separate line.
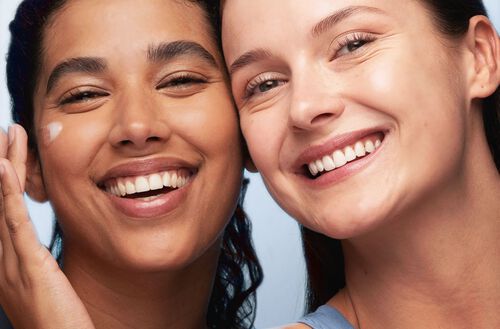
[244, 73, 287, 100]
[334, 32, 376, 58]
[258, 80, 281, 93]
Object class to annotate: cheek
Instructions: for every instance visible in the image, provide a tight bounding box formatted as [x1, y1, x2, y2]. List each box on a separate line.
[241, 112, 283, 172]
[39, 114, 110, 179]
[176, 94, 242, 158]
[39, 121, 63, 147]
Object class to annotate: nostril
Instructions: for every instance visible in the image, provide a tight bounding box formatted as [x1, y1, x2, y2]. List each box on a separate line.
[310, 113, 335, 125]
[146, 136, 161, 142]
[119, 140, 133, 146]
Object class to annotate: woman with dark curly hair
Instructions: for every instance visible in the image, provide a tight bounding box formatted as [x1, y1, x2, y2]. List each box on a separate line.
[0, 0, 262, 328]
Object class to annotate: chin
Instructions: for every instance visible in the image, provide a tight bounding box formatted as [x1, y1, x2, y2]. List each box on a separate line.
[300, 194, 397, 240]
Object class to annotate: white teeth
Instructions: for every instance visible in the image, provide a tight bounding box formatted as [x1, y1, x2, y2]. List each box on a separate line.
[149, 174, 163, 190]
[308, 162, 319, 176]
[344, 146, 356, 162]
[162, 172, 171, 187]
[171, 173, 178, 188]
[315, 159, 324, 172]
[125, 181, 136, 194]
[118, 181, 126, 196]
[365, 140, 375, 153]
[135, 176, 149, 193]
[106, 170, 190, 197]
[306, 137, 383, 177]
[354, 141, 366, 157]
[322, 155, 335, 171]
[332, 150, 347, 168]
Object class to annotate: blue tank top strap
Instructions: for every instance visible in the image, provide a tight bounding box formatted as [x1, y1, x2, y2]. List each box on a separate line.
[297, 305, 354, 329]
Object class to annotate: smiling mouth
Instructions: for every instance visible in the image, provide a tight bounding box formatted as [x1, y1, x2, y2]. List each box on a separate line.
[304, 132, 385, 179]
[99, 169, 193, 200]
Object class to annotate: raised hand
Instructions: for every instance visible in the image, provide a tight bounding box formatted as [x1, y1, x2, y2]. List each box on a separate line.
[0, 125, 94, 329]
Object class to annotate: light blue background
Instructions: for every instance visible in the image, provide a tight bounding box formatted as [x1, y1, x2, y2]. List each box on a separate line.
[0, 1, 498, 327]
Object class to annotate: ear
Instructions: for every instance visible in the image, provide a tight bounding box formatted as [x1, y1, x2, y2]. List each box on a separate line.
[465, 16, 500, 100]
[25, 150, 48, 202]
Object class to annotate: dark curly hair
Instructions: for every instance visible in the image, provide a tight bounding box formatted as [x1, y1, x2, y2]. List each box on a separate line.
[6, 1, 263, 328]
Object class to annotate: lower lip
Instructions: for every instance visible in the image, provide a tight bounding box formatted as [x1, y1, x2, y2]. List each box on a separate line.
[104, 180, 192, 219]
[300, 141, 385, 188]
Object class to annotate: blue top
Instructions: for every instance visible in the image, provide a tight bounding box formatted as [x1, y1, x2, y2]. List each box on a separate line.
[297, 305, 354, 329]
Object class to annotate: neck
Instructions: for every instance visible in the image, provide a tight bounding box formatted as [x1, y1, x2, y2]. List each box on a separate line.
[337, 140, 500, 329]
[62, 243, 220, 329]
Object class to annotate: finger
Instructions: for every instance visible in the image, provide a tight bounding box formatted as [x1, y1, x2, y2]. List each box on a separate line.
[7, 125, 28, 190]
[0, 162, 20, 276]
[0, 159, 42, 265]
[0, 128, 7, 158]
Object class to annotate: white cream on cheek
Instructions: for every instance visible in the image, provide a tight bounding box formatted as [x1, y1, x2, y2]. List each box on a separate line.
[40, 121, 63, 146]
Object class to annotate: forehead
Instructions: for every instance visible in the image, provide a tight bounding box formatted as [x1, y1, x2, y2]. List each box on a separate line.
[222, 0, 432, 55]
[41, 0, 216, 67]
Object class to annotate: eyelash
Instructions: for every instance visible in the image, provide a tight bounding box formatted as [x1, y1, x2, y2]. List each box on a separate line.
[332, 31, 377, 59]
[59, 89, 109, 105]
[156, 72, 208, 90]
[241, 32, 377, 101]
[243, 73, 286, 100]
[58, 72, 208, 106]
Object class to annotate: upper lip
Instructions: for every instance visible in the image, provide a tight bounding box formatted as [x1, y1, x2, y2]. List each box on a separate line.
[97, 157, 198, 186]
[293, 127, 387, 170]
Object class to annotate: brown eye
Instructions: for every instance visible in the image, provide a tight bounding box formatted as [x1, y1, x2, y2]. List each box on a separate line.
[157, 75, 207, 90]
[60, 90, 109, 105]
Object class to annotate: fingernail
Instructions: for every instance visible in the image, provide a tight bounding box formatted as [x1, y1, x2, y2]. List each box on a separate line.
[8, 126, 15, 146]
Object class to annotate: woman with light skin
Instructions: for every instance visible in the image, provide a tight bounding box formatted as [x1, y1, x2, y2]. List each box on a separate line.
[0, 0, 262, 328]
[221, 0, 500, 328]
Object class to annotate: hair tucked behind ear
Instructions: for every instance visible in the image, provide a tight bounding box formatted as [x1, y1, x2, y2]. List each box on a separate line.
[420, 0, 499, 170]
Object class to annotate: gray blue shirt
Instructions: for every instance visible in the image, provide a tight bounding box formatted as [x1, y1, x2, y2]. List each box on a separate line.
[298, 305, 354, 329]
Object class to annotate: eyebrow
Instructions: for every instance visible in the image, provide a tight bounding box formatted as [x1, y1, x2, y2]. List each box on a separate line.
[45, 41, 218, 94]
[228, 6, 384, 76]
[147, 40, 218, 68]
[228, 48, 273, 76]
[311, 5, 385, 38]
[46, 57, 106, 94]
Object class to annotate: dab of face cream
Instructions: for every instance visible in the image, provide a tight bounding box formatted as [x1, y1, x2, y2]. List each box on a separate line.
[41, 122, 63, 146]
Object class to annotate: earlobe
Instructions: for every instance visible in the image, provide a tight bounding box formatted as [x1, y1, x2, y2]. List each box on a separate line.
[25, 151, 48, 202]
[466, 16, 500, 100]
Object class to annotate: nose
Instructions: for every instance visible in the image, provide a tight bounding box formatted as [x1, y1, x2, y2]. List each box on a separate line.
[108, 89, 171, 153]
[288, 67, 345, 131]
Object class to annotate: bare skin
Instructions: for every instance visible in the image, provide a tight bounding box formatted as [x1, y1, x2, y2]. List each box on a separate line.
[222, 0, 500, 328]
[0, 0, 244, 328]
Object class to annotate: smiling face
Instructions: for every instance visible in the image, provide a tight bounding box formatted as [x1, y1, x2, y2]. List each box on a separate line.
[30, 0, 243, 271]
[222, 0, 478, 238]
